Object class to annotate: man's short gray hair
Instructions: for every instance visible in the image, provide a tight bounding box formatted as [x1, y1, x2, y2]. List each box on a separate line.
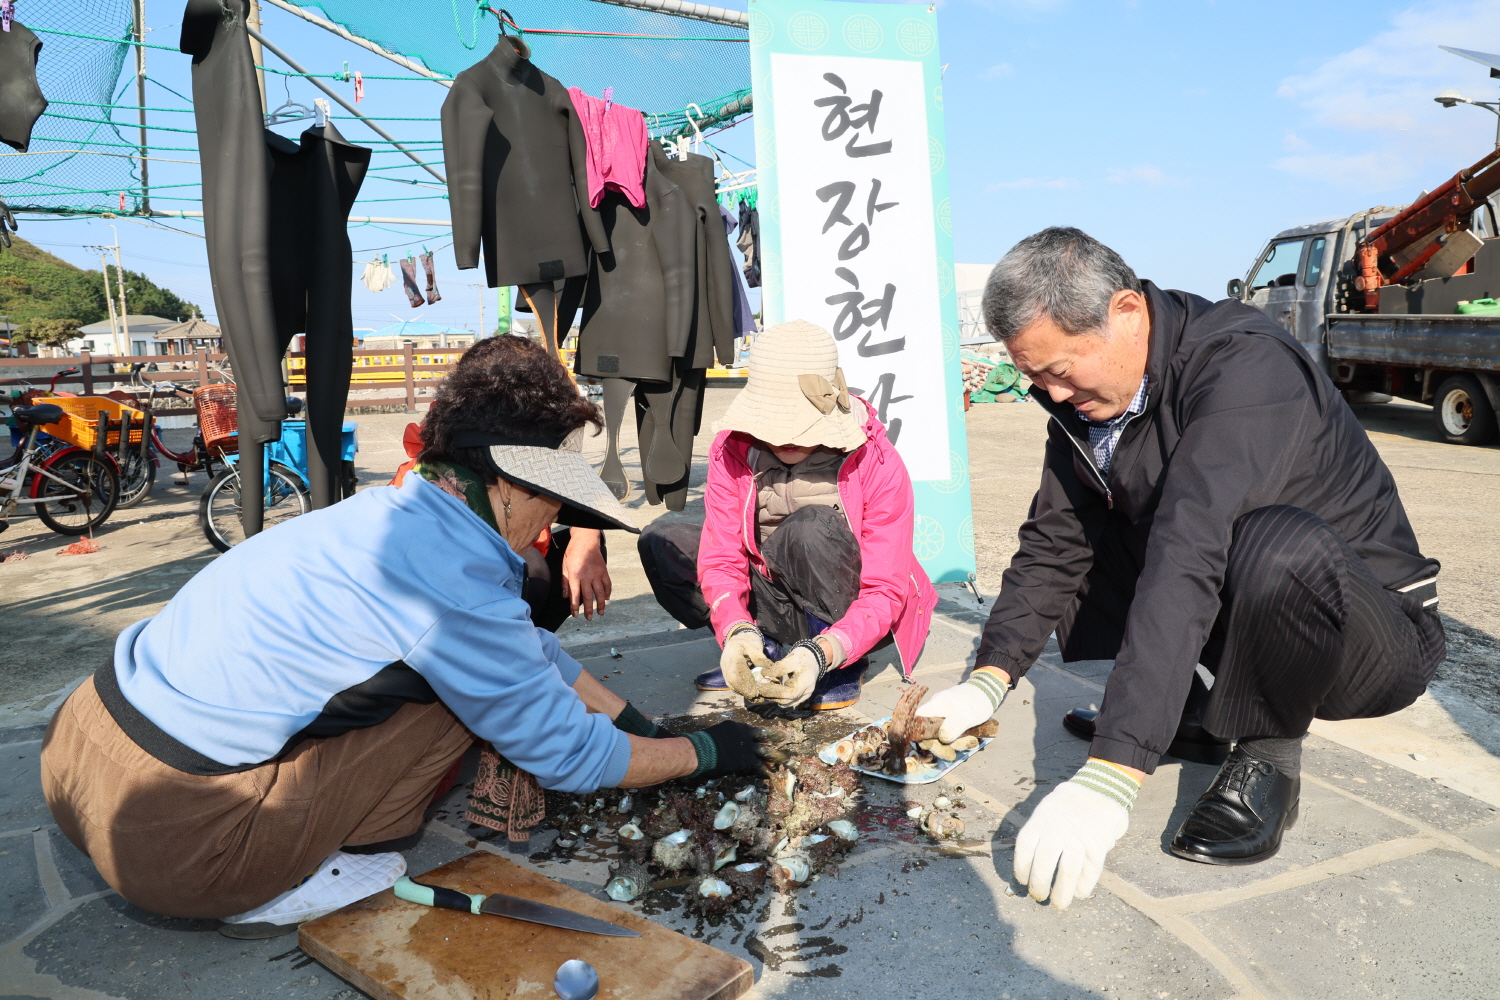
[982, 227, 1141, 342]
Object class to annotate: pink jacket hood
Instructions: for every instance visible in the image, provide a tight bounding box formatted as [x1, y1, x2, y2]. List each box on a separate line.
[697, 398, 938, 674]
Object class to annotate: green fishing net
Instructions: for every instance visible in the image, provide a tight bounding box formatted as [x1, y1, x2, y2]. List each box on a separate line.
[298, 0, 750, 131]
[3, 0, 140, 214]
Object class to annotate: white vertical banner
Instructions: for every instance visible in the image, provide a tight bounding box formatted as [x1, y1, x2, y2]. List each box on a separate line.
[769, 53, 949, 482]
[752, 0, 974, 580]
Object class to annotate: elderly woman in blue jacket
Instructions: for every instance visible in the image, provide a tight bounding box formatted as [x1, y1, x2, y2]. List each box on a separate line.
[40, 335, 760, 939]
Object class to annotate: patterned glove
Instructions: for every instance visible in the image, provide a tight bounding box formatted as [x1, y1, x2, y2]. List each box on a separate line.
[758, 642, 822, 706]
[916, 667, 1009, 743]
[719, 622, 773, 698]
[1014, 759, 1140, 908]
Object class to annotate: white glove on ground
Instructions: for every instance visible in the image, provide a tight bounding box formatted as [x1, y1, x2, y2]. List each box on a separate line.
[916, 667, 1009, 742]
[1014, 759, 1139, 909]
[760, 642, 825, 706]
[720, 623, 773, 698]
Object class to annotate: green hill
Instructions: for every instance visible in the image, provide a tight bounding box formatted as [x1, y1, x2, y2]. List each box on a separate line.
[0, 235, 199, 339]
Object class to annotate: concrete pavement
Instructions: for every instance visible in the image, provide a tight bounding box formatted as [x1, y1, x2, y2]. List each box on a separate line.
[2, 390, 1499, 999]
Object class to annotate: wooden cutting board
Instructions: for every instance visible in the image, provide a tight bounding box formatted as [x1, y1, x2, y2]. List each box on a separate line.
[299, 851, 754, 1000]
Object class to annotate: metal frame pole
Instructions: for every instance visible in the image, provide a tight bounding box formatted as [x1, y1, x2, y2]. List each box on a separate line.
[133, 0, 150, 213]
[589, 0, 747, 27]
[261, 0, 452, 87]
[247, 0, 268, 114]
[247, 27, 447, 184]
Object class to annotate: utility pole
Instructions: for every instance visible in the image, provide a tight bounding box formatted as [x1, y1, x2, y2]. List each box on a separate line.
[132, 0, 149, 213]
[108, 225, 130, 355]
[247, 0, 268, 114]
[471, 283, 486, 340]
[96, 249, 121, 353]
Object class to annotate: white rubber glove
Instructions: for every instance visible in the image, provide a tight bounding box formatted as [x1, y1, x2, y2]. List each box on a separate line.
[1014, 760, 1139, 909]
[759, 642, 825, 706]
[916, 667, 1009, 743]
[719, 623, 773, 698]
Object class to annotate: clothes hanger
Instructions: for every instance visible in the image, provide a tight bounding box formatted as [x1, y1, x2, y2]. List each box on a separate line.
[264, 76, 315, 127]
[684, 104, 705, 156]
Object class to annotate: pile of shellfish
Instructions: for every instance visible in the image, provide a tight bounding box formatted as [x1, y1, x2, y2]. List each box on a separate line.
[828, 684, 999, 779]
[575, 752, 863, 918]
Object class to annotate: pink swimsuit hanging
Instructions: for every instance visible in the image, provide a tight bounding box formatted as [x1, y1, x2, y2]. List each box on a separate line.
[567, 86, 649, 210]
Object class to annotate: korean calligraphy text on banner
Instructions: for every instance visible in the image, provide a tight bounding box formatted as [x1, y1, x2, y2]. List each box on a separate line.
[749, 0, 975, 581]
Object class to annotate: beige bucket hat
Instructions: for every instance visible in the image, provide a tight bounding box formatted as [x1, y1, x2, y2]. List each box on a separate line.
[450, 427, 639, 533]
[719, 320, 868, 452]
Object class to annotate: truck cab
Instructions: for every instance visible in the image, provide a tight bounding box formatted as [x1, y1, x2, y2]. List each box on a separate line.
[1234, 212, 1401, 372]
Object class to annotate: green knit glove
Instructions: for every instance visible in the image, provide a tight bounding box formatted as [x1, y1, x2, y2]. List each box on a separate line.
[612, 702, 664, 739]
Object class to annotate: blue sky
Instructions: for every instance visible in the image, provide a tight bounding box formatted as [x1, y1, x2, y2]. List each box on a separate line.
[19, 0, 1500, 328]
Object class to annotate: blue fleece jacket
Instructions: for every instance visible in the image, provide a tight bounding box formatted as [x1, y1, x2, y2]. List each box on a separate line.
[112, 474, 631, 792]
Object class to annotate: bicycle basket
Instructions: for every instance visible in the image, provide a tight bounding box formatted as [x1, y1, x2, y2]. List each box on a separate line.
[193, 383, 239, 454]
[31, 396, 147, 450]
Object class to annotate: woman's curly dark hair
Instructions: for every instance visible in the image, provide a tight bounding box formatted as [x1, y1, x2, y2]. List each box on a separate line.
[418, 335, 602, 484]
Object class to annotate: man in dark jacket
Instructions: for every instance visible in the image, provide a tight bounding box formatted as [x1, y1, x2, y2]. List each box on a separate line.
[918, 227, 1443, 908]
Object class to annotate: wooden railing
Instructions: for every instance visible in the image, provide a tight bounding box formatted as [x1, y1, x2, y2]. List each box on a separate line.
[0, 348, 231, 414]
[285, 345, 464, 412]
[2, 344, 456, 414]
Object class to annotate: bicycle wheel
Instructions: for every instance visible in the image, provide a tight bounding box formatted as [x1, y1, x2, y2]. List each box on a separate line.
[199, 461, 310, 553]
[115, 448, 157, 509]
[34, 451, 119, 535]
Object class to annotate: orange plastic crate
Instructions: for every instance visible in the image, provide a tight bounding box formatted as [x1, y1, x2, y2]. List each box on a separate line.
[34, 396, 146, 449]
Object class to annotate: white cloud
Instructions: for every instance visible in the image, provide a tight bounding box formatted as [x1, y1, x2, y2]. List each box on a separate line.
[985, 176, 1079, 192]
[982, 62, 1015, 79]
[1273, 0, 1500, 191]
[1105, 165, 1185, 187]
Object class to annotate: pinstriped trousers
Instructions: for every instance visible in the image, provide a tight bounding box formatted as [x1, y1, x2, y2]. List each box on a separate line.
[1059, 505, 1445, 741]
[1198, 505, 1444, 740]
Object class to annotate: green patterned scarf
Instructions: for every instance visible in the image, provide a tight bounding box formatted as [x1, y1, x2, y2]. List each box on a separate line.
[415, 460, 501, 535]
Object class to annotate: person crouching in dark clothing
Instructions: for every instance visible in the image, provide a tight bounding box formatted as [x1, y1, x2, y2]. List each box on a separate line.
[916, 227, 1443, 908]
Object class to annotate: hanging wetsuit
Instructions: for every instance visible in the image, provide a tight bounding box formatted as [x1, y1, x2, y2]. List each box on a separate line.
[265, 123, 370, 511]
[0, 20, 46, 152]
[181, 0, 283, 536]
[636, 149, 738, 509]
[441, 36, 607, 353]
[737, 200, 761, 288]
[573, 142, 695, 499]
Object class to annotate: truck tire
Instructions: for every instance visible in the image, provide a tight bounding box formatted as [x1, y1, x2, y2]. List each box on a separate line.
[1431, 375, 1499, 446]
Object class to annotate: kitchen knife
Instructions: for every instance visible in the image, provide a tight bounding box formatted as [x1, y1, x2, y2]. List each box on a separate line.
[393, 876, 641, 938]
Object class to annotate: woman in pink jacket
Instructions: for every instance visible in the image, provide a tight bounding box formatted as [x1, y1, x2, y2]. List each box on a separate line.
[638, 320, 937, 714]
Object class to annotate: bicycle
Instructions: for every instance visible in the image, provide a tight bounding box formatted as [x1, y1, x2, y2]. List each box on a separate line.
[196, 392, 359, 553]
[105, 365, 235, 509]
[0, 402, 119, 536]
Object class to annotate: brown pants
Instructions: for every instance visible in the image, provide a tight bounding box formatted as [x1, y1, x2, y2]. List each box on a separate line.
[40, 677, 473, 919]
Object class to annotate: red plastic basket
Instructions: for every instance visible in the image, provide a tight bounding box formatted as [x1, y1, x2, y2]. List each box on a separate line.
[193, 383, 239, 454]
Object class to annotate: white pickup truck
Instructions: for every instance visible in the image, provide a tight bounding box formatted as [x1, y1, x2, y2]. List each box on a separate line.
[1231, 202, 1500, 446]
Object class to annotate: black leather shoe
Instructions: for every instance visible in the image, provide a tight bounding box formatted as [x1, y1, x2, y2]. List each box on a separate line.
[1169, 749, 1300, 866]
[1062, 708, 1232, 765]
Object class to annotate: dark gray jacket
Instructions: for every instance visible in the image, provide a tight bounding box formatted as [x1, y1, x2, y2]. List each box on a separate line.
[441, 41, 608, 287]
[655, 151, 738, 369]
[974, 281, 1439, 772]
[574, 143, 694, 382]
